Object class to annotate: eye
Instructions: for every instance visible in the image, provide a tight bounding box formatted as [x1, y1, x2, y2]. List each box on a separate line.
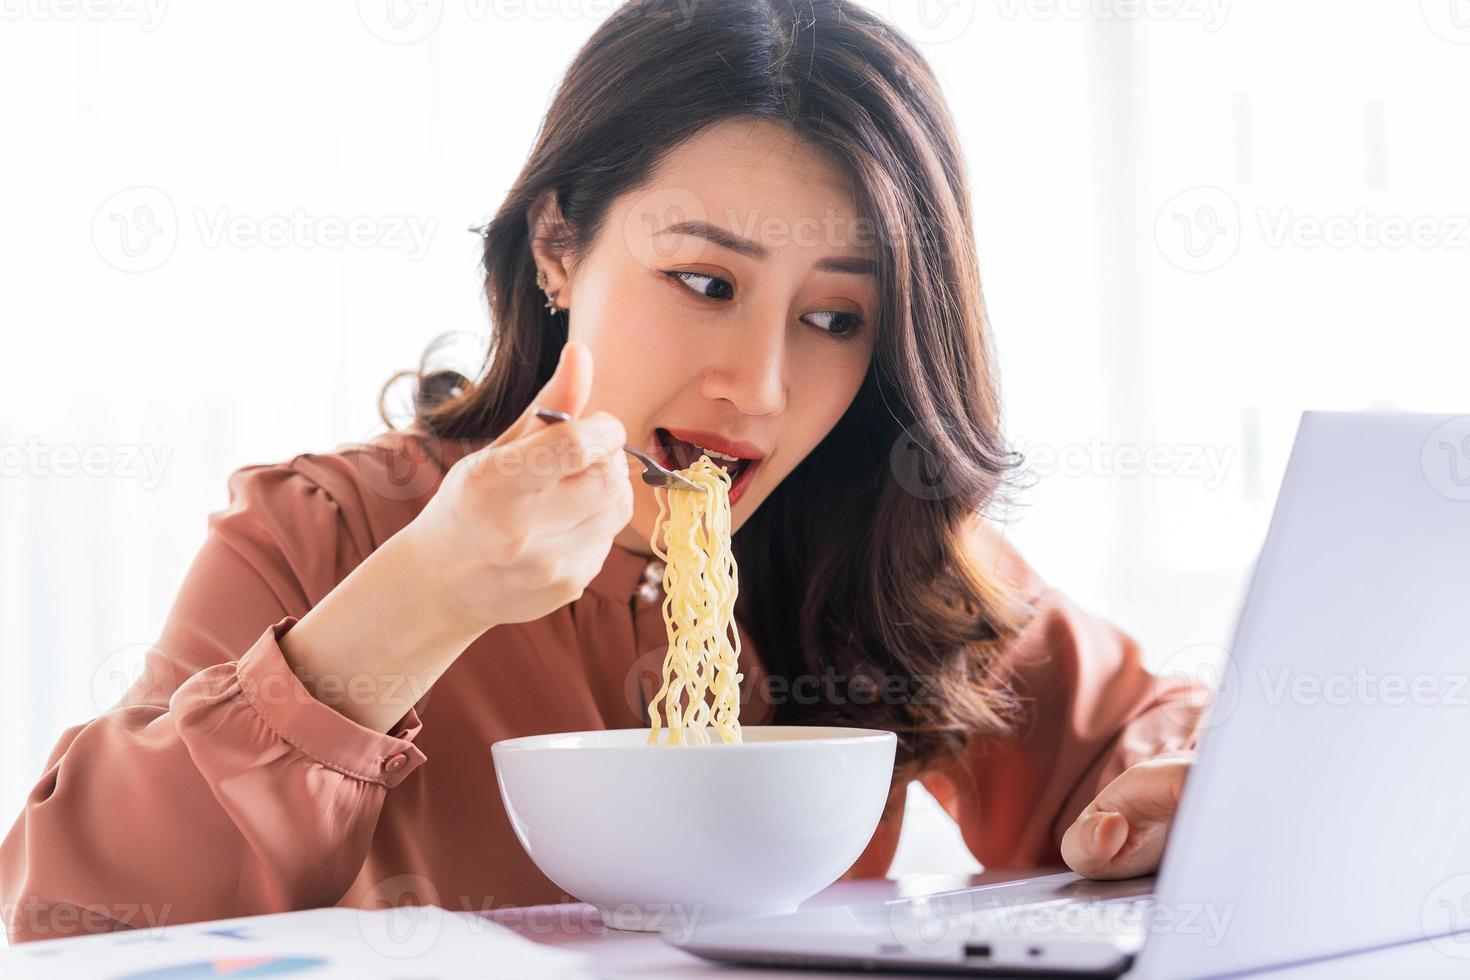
[664, 270, 734, 301]
[802, 310, 865, 338]
[664, 270, 865, 339]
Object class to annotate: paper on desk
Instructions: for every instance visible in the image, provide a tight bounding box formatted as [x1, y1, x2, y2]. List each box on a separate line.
[0, 904, 590, 979]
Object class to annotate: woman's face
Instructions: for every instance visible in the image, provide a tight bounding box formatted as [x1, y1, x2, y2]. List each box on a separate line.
[544, 118, 880, 554]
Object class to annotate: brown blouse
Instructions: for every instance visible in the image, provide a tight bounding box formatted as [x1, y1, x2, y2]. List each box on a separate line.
[0, 428, 1206, 943]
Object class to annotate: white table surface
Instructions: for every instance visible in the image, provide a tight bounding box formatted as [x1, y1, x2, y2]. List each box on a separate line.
[487, 868, 1470, 979]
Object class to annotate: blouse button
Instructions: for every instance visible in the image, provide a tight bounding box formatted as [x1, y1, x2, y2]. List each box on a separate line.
[384, 753, 408, 773]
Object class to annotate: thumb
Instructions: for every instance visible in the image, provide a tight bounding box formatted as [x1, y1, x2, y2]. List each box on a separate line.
[1062, 809, 1130, 878]
[1060, 757, 1190, 880]
[493, 340, 594, 446]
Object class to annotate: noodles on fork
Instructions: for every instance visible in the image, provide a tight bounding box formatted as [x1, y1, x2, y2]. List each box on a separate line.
[645, 455, 743, 746]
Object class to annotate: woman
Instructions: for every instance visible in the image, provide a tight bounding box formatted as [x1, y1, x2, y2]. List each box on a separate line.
[0, 0, 1206, 942]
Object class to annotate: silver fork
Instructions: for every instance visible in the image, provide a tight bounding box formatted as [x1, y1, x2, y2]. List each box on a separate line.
[534, 408, 705, 492]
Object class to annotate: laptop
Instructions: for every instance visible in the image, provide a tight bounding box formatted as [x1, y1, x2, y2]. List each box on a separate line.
[669, 410, 1470, 977]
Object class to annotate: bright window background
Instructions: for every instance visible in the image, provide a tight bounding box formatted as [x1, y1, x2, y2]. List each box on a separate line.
[3, 1, 1468, 896]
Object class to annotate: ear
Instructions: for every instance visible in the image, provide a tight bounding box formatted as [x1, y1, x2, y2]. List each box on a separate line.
[527, 188, 575, 310]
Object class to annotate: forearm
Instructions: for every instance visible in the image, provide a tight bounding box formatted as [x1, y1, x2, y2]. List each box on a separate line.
[279, 527, 486, 732]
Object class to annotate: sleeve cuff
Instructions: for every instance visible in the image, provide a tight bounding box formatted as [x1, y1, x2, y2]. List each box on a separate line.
[233, 617, 428, 787]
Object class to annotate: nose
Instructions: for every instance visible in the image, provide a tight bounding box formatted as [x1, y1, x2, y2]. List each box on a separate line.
[699, 316, 787, 417]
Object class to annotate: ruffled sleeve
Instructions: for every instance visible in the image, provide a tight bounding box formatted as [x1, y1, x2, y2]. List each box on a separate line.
[0, 461, 426, 943]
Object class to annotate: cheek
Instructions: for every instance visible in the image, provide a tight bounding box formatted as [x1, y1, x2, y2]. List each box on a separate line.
[789, 337, 872, 436]
[573, 279, 685, 448]
[732, 342, 873, 517]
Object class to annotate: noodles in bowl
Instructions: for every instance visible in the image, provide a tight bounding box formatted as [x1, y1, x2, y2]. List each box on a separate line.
[491, 454, 897, 930]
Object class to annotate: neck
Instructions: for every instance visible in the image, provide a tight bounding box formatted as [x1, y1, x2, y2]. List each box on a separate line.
[613, 525, 657, 558]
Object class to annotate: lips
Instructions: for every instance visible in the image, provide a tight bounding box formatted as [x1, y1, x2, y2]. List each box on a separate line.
[654, 427, 764, 505]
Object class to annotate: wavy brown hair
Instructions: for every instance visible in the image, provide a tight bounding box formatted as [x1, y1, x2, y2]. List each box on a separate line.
[395, 0, 1036, 785]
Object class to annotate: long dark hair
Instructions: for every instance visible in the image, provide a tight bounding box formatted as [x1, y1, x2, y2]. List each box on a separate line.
[394, 0, 1035, 784]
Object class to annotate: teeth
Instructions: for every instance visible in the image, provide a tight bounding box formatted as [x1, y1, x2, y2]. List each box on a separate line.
[696, 446, 741, 462]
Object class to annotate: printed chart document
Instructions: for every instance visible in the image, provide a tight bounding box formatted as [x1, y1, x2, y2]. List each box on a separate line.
[0, 904, 590, 979]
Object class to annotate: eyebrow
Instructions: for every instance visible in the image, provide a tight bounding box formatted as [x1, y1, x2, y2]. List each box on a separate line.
[655, 220, 878, 276]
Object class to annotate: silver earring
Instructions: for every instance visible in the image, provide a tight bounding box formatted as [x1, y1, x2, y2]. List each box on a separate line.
[535, 268, 561, 314]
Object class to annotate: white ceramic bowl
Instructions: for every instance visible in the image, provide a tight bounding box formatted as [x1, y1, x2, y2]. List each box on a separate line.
[491, 725, 897, 931]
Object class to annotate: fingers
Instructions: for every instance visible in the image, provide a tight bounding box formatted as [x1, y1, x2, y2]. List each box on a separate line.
[535, 447, 633, 534]
[533, 465, 635, 595]
[458, 408, 626, 490]
[506, 411, 628, 487]
[547, 468, 635, 552]
[492, 340, 595, 447]
[1060, 757, 1192, 880]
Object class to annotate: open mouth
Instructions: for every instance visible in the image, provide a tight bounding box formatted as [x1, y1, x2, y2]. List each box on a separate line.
[654, 427, 763, 503]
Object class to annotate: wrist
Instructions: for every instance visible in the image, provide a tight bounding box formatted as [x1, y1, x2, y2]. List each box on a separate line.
[372, 524, 491, 666]
[387, 523, 493, 648]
